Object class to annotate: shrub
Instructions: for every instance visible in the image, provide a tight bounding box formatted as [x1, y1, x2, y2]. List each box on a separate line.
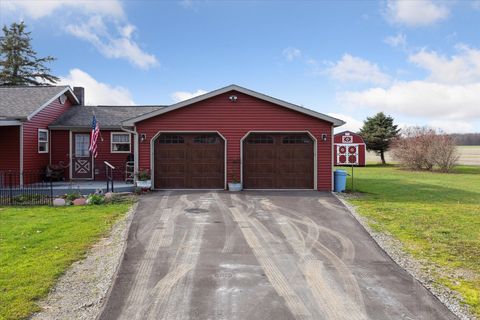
[87, 194, 105, 205]
[391, 126, 459, 172]
[65, 192, 82, 202]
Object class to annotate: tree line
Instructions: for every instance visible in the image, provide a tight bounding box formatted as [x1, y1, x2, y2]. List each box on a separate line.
[448, 133, 480, 146]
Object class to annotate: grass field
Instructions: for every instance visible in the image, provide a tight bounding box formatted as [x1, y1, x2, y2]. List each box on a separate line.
[367, 145, 480, 165]
[0, 202, 132, 320]
[343, 165, 480, 316]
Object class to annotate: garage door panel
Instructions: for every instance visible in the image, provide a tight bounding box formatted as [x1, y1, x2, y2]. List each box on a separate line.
[154, 133, 224, 189]
[243, 133, 314, 189]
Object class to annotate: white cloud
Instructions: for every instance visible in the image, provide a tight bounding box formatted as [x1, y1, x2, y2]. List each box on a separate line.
[282, 47, 302, 61]
[2, 0, 124, 19]
[409, 45, 480, 84]
[171, 90, 208, 103]
[59, 68, 134, 105]
[328, 113, 364, 133]
[339, 81, 480, 121]
[66, 16, 158, 69]
[326, 54, 390, 85]
[384, 33, 407, 49]
[384, 0, 449, 27]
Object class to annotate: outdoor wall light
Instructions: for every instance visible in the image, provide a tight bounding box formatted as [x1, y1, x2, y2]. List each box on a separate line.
[141, 133, 147, 142]
[322, 134, 328, 141]
[229, 95, 238, 103]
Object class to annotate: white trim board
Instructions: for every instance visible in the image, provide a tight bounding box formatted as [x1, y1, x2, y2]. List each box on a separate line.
[149, 131, 228, 190]
[123, 85, 345, 127]
[239, 131, 318, 191]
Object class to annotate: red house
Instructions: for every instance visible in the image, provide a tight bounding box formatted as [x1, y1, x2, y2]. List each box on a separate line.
[0, 86, 79, 184]
[334, 131, 366, 167]
[1, 85, 345, 191]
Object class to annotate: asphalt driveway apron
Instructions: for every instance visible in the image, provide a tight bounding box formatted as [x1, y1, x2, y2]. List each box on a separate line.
[99, 191, 457, 320]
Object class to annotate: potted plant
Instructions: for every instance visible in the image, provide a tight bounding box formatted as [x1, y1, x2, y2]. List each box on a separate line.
[228, 159, 242, 191]
[228, 176, 242, 192]
[136, 169, 151, 189]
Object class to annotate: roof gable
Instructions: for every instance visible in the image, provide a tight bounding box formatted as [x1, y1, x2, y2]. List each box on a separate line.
[122, 85, 345, 127]
[0, 86, 79, 120]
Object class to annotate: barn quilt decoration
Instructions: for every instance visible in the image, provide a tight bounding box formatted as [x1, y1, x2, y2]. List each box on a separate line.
[334, 131, 366, 166]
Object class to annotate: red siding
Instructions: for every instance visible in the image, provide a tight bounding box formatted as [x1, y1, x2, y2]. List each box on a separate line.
[52, 130, 133, 181]
[136, 90, 334, 191]
[0, 126, 20, 171]
[92, 130, 133, 181]
[23, 98, 73, 172]
[50, 130, 70, 178]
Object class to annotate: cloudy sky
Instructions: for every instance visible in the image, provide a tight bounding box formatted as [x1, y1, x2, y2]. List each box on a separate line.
[1, 0, 480, 133]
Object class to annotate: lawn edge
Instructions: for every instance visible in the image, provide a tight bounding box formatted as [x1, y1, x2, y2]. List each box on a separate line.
[30, 202, 138, 320]
[333, 192, 476, 320]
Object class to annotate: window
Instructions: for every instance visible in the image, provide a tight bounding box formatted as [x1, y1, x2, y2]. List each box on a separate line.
[246, 135, 274, 144]
[282, 135, 312, 144]
[38, 129, 49, 153]
[193, 134, 218, 144]
[111, 132, 131, 153]
[159, 134, 185, 144]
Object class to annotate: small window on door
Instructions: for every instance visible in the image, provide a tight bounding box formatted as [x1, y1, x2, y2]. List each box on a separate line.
[246, 135, 274, 144]
[282, 135, 312, 144]
[193, 134, 218, 144]
[111, 132, 131, 153]
[159, 135, 185, 144]
[38, 129, 49, 153]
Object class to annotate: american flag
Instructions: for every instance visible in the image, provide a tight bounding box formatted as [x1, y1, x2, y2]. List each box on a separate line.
[89, 115, 100, 158]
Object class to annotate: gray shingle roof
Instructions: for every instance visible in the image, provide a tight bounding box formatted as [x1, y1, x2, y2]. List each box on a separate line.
[49, 105, 165, 129]
[0, 86, 72, 119]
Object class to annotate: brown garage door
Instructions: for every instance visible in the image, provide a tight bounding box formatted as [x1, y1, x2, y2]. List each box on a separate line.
[243, 133, 314, 189]
[154, 133, 224, 189]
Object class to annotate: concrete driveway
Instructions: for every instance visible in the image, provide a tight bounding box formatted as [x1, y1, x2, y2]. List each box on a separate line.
[99, 191, 456, 320]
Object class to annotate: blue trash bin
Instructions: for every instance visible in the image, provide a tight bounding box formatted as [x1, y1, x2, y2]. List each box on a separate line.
[334, 170, 348, 192]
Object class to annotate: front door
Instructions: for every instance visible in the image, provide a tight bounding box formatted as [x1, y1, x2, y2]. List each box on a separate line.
[72, 133, 93, 179]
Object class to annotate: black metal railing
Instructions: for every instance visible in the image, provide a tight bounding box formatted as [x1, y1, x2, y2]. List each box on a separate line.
[0, 170, 53, 206]
[104, 161, 115, 193]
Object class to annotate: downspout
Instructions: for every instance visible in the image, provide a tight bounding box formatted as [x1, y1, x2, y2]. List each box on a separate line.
[19, 124, 24, 186]
[120, 125, 138, 182]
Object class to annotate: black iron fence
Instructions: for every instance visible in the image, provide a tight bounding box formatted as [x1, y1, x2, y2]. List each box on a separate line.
[0, 170, 53, 206]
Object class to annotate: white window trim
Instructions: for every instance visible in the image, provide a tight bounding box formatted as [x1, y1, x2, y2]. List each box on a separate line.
[38, 129, 49, 154]
[111, 132, 131, 153]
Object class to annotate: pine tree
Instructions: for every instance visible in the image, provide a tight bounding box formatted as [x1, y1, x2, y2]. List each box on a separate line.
[359, 112, 400, 165]
[0, 22, 59, 86]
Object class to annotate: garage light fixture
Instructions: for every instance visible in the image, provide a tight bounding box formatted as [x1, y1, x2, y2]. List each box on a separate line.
[322, 134, 328, 141]
[141, 133, 147, 142]
[229, 95, 238, 103]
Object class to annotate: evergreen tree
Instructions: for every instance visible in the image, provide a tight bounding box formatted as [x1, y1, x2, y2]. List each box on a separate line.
[0, 22, 59, 86]
[359, 112, 400, 164]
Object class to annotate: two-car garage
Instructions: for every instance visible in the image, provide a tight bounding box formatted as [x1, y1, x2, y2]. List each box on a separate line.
[153, 132, 315, 190]
[127, 85, 344, 191]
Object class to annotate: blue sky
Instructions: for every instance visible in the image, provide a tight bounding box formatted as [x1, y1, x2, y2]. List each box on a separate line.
[2, 0, 480, 133]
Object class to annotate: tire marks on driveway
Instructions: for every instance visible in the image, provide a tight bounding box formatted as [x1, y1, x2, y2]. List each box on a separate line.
[100, 191, 458, 320]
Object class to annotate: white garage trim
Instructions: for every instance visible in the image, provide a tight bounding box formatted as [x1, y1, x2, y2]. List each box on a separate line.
[150, 130, 227, 190]
[240, 131, 318, 190]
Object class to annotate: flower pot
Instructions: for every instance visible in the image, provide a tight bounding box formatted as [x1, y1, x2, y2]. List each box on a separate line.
[228, 182, 242, 192]
[136, 180, 152, 189]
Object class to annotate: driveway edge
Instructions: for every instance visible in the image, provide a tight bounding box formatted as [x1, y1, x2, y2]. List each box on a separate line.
[333, 193, 475, 320]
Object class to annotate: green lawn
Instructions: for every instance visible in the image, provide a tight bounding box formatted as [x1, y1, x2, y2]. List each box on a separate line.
[0, 202, 132, 320]
[341, 165, 480, 316]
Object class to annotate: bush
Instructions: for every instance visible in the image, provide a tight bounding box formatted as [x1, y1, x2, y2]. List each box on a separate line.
[87, 194, 105, 205]
[391, 126, 459, 172]
[65, 192, 82, 202]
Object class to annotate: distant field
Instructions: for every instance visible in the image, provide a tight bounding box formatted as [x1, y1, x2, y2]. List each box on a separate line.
[367, 145, 480, 165]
